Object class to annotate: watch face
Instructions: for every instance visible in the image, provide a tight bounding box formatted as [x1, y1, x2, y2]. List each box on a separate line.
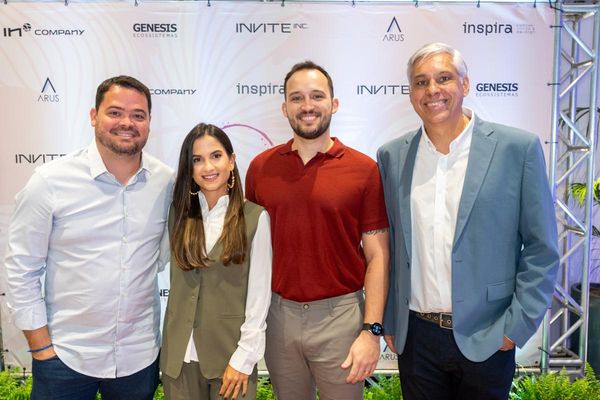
[371, 323, 384, 336]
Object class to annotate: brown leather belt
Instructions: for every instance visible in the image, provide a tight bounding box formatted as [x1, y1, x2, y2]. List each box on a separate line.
[414, 311, 453, 329]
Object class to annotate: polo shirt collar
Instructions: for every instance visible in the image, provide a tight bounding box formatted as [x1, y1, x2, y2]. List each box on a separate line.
[278, 137, 346, 159]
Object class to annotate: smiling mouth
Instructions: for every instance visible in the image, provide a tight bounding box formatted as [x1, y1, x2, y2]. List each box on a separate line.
[202, 174, 219, 182]
[299, 113, 320, 123]
[425, 99, 448, 109]
[112, 131, 138, 138]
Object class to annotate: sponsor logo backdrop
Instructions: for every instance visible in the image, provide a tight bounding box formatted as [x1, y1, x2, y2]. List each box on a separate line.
[0, 2, 554, 372]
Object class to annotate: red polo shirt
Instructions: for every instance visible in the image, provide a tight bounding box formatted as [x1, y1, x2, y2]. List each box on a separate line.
[245, 138, 389, 302]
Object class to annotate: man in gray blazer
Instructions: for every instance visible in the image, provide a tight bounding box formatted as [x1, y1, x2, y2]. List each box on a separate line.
[377, 43, 559, 399]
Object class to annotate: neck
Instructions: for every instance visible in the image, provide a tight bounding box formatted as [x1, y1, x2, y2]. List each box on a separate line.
[291, 133, 334, 165]
[96, 141, 142, 185]
[424, 113, 469, 155]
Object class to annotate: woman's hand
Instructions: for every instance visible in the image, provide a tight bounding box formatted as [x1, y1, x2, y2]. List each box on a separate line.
[219, 364, 249, 399]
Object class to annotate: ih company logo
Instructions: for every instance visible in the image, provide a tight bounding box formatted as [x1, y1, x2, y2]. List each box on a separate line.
[3, 22, 83, 37]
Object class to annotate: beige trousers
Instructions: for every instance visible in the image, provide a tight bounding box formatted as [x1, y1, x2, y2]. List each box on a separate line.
[264, 291, 365, 400]
[162, 361, 257, 400]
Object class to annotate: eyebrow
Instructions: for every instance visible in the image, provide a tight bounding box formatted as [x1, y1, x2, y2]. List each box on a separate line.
[105, 106, 147, 114]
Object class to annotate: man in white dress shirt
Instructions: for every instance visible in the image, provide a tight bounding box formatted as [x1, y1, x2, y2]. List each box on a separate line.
[377, 43, 559, 399]
[4, 75, 174, 400]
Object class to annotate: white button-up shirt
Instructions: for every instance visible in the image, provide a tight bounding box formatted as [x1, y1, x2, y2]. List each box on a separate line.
[4, 141, 174, 378]
[410, 109, 474, 313]
[183, 193, 272, 375]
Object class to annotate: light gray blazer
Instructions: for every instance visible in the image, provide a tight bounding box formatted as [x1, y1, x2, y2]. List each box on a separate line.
[377, 115, 559, 362]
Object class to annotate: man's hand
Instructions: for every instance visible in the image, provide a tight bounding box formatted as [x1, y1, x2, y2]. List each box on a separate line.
[219, 364, 249, 400]
[341, 330, 380, 384]
[383, 334, 397, 354]
[500, 336, 515, 351]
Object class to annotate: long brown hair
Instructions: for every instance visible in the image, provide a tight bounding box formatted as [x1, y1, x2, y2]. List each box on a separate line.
[171, 123, 247, 270]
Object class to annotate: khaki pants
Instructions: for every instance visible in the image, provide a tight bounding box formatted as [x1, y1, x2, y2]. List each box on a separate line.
[265, 291, 365, 400]
[162, 361, 257, 400]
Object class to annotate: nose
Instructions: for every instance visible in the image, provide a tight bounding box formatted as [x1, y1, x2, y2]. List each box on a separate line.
[118, 114, 134, 127]
[300, 98, 315, 112]
[425, 80, 440, 95]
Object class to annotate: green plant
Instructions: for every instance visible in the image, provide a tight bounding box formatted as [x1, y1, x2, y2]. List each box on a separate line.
[570, 176, 600, 237]
[364, 375, 402, 399]
[510, 363, 600, 400]
[256, 377, 276, 400]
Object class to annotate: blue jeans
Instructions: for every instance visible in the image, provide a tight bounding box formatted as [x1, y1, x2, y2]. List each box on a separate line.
[31, 355, 159, 400]
[397, 312, 515, 400]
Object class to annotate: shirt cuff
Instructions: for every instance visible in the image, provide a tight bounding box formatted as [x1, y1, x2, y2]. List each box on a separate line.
[228, 346, 260, 376]
[9, 302, 48, 331]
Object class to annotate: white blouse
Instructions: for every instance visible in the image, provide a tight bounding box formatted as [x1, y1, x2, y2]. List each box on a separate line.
[183, 193, 272, 375]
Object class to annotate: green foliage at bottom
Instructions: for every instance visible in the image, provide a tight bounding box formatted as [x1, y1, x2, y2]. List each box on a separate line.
[510, 364, 600, 400]
[0, 365, 598, 400]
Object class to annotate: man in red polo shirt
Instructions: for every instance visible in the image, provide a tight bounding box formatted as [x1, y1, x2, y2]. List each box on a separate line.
[245, 61, 390, 400]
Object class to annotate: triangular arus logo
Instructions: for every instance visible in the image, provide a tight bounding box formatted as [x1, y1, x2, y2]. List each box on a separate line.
[387, 17, 401, 33]
[41, 78, 56, 94]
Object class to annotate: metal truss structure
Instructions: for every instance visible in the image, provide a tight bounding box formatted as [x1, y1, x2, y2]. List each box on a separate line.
[543, 0, 599, 376]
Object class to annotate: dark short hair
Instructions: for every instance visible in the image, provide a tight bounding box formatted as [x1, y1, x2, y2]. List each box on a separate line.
[95, 75, 152, 113]
[283, 60, 334, 98]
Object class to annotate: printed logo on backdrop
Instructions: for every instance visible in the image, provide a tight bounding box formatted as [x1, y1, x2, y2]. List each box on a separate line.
[462, 21, 535, 36]
[235, 22, 308, 34]
[2, 22, 83, 37]
[382, 17, 405, 42]
[15, 153, 66, 164]
[150, 88, 196, 95]
[475, 82, 519, 97]
[356, 84, 409, 95]
[236, 82, 284, 97]
[38, 77, 59, 103]
[132, 23, 178, 38]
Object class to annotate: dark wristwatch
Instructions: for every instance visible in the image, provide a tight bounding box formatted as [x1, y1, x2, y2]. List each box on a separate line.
[362, 322, 384, 336]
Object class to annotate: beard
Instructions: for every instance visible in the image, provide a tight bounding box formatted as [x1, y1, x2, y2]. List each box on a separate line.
[96, 129, 147, 156]
[288, 112, 332, 140]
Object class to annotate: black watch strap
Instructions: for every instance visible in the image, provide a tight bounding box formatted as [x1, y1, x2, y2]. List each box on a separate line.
[362, 322, 384, 336]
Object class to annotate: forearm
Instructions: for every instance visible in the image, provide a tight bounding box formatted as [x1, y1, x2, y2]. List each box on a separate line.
[23, 326, 55, 360]
[362, 230, 390, 324]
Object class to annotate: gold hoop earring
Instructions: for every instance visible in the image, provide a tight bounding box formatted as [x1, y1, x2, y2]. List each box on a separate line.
[227, 171, 235, 190]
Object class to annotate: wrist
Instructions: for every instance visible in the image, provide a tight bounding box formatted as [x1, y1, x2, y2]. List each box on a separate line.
[28, 343, 53, 353]
[362, 322, 384, 336]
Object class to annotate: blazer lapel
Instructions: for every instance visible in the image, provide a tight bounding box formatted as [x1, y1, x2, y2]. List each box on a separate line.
[399, 130, 421, 261]
[453, 117, 497, 245]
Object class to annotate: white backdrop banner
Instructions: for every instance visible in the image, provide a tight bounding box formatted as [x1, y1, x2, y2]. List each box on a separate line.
[0, 1, 555, 372]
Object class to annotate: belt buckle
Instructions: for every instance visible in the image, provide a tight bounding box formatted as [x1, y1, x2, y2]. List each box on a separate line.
[438, 312, 452, 330]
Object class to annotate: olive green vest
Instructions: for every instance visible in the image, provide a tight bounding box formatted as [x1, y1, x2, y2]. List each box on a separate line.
[160, 201, 264, 379]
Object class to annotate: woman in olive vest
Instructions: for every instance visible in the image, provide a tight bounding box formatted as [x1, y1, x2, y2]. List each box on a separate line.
[160, 123, 272, 400]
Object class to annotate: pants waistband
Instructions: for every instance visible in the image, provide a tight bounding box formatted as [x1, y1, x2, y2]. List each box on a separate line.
[272, 291, 364, 310]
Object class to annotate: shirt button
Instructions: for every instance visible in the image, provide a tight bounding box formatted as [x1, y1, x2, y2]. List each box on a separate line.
[303, 304, 309, 310]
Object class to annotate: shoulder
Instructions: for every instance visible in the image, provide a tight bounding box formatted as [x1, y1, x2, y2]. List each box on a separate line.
[250, 144, 286, 165]
[34, 147, 86, 179]
[478, 119, 538, 147]
[342, 145, 377, 167]
[143, 152, 175, 180]
[378, 129, 420, 155]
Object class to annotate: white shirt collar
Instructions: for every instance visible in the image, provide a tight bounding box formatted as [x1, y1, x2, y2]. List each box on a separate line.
[420, 108, 475, 156]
